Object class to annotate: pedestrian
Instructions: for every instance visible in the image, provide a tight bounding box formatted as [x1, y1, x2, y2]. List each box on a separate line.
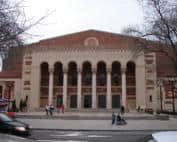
[137, 106, 140, 112]
[57, 104, 60, 113]
[116, 113, 122, 125]
[49, 104, 54, 116]
[120, 105, 125, 115]
[116, 113, 127, 125]
[112, 112, 116, 125]
[45, 104, 49, 115]
[61, 104, 64, 113]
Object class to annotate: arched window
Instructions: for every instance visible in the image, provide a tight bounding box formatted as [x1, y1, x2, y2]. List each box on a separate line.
[40, 62, 49, 86]
[111, 62, 121, 86]
[68, 62, 77, 86]
[40, 62, 49, 107]
[54, 62, 63, 86]
[82, 61, 92, 85]
[127, 61, 135, 76]
[97, 61, 106, 86]
[126, 61, 136, 86]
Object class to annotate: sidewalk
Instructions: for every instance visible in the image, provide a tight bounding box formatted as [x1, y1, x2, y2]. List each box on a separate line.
[15, 111, 177, 131]
[16, 111, 158, 120]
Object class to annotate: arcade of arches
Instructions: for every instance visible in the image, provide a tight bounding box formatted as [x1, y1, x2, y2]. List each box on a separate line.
[40, 61, 136, 110]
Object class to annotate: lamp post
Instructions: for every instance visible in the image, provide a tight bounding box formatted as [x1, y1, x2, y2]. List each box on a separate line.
[157, 79, 163, 111]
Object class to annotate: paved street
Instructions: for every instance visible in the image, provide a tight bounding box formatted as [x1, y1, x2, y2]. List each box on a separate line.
[14, 111, 177, 142]
[17, 118, 177, 131]
[29, 130, 155, 142]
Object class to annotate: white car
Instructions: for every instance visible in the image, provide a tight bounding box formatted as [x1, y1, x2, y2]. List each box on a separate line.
[152, 131, 177, 142]
[141, 131, 177, 142]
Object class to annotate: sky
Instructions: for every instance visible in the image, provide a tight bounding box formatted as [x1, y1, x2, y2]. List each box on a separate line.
[0, 0, 144, 70]
[22, 0, 144, 43]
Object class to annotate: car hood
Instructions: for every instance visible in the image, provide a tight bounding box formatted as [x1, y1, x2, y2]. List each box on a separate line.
[152, 131, 177, 142]
[6, 121, 27, 127]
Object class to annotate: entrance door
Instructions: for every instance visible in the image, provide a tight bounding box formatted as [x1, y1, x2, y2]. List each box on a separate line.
[112, 95, 121, 108]
[84, 95, 92, 108]
[98, 95, 106, 108]
[70, 95, 77, 108]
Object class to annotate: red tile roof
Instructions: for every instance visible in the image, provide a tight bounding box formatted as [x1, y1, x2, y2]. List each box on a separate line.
[26, 29, 140, 48]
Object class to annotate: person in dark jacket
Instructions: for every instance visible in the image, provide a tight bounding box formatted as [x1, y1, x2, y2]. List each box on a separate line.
[116, 113, 127, 125]
[116, 113, 122, 125]
[112, 112, 116, 125]
[120, 105, 125, 115]
[49, 105, 54, 116]
[45, 104, 49, 115]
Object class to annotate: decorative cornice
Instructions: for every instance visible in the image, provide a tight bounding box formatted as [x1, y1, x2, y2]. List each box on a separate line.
[24, 44, 140, 54]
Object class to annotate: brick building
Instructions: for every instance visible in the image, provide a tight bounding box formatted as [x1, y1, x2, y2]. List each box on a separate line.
[0, 30, 176, 112]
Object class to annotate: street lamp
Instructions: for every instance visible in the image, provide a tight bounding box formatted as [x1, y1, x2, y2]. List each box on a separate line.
[157, 79, 163, 111]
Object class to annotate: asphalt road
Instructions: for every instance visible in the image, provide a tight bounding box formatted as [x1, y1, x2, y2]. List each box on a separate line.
[28, 130, 157, 142]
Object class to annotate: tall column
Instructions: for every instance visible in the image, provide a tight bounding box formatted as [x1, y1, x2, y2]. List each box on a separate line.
[106, 68, 111, 109]
[48, 68, 54, 105]
[121, 67, 127, 108]
[63, 69, 68, 108]
[136, 65, 146, 110]
[30, 65, 40, 110]
[92, 68, 96, 109]
[77, 69, 82, 109]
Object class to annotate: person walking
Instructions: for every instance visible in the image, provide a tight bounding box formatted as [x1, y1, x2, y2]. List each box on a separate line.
[61, 104, 64, 113]
[120, 105, 125, 115]
[45, 104, 49, 115]
[116, 113, 127, 125]
[49, 104, 54, 116]
[57, 104, 60, 113]
[116, 113, 122, 125]
[112, 112, 116, 125]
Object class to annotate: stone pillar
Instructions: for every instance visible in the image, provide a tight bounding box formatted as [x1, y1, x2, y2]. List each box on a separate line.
[63, 68, 68, 109]
[92, 68, 97, 109]
[77, 69, 82, 109]
[48, 68, 54, 105]
[30, 65, 40, 110]
[106, 68, 111, 109]
[121, 67, 127, 108]
[136, 65, 146, 109]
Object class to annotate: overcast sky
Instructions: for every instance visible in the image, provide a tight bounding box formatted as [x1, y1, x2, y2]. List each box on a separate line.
[23, 0, 144, 43]
[1, 0, 144, 70]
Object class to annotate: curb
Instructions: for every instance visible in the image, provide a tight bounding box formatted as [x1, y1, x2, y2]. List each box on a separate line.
[31, 128, 177, 132]
[15, 115, 169, 120]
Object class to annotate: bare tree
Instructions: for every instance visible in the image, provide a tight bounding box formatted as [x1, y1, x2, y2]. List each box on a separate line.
[0, 0, 48, 59]
[122, 0, 177, 74]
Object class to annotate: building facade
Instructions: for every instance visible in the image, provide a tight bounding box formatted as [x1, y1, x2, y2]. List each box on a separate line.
[0, 30, 176, 112]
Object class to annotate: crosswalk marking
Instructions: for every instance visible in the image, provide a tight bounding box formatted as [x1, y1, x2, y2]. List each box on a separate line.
[51, 132, 82, 137]
[88, 135, 111, 138]
[50, 131, 111, 138]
